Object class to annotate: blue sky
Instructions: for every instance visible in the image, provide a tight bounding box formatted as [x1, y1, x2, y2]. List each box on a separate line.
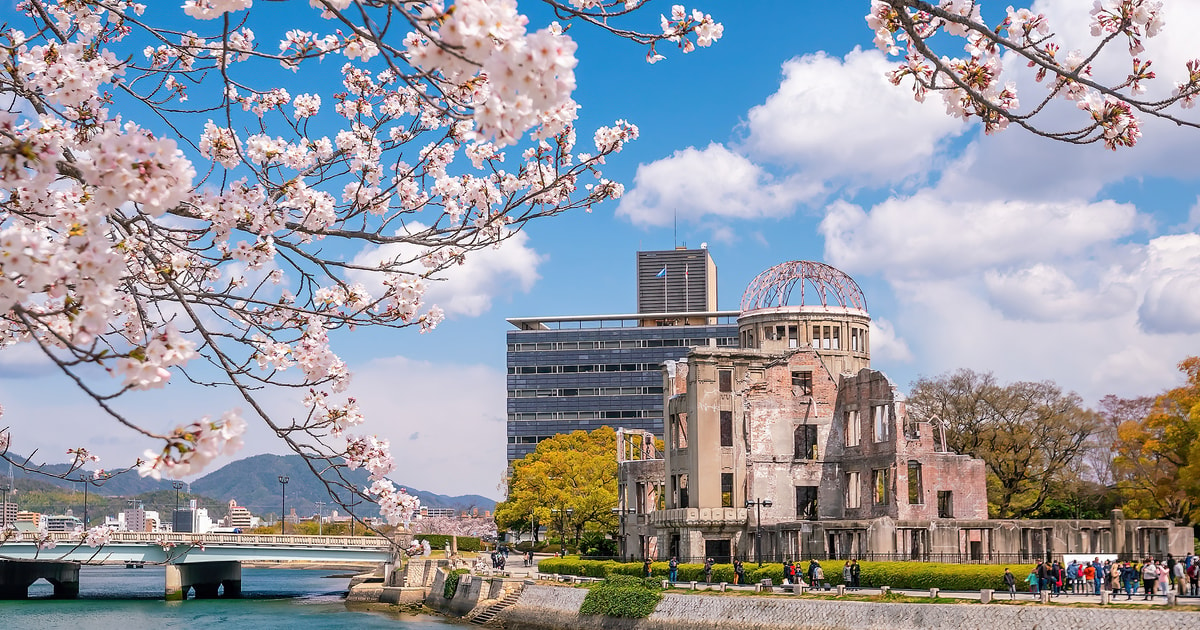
[3, 1, 1200, 500]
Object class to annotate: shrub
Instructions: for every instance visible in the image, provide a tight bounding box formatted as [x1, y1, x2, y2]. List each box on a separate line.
[416, 534, 482, 553]
[443, 568, 470, 599]
[580, 575, 663, 618]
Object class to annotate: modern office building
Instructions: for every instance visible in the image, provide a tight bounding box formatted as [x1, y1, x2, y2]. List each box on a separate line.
[506, 247, 739, 463]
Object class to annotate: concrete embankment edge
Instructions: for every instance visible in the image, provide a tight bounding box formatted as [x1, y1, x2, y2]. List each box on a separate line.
[498, 585, 1200, 630]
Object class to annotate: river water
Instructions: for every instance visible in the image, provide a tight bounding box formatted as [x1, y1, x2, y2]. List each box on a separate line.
[1, 565, 456, 629]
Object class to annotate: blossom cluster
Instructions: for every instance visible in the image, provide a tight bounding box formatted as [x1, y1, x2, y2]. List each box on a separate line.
[866, 0, 1198, 149]
[0, 0, 720, 531]
[137, 410, 247, 480]
[83, 525, 115, 547]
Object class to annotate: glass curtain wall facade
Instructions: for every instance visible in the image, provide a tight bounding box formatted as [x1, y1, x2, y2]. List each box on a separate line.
[506, 316, 738, 462]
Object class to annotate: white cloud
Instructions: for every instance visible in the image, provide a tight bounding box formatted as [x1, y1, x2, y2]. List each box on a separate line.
[868, 317, 913, 363]
[983, 264, 1136, 322]
[350, 226, 543, 318]
[614, 143, 819, 228]
[820, 195, 1141, 280]
[1133, 234, 1200, 334]
[743, 48, 964, 182]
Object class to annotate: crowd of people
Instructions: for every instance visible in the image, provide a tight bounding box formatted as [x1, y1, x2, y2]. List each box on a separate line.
[1004, 553, 1199, 600]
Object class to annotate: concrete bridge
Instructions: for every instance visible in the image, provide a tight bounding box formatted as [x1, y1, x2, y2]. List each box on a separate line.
[0, 531, 409, 600]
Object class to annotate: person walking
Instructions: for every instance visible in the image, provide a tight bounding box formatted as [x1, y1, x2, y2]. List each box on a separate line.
[1158, 560, 1169, 596]
[842, 562, 852, 589]
[1026, 567, 1040, 598]
[807, 559, 821, 586]
[1003, 568, 1017, 600]
[1173, 558, 1186, 596]
[783, 560, 795, 585]
[734, 559, 745, 586]
[643, 558, 651, 578]
[1066, 559, 1079, 594]
[668, 556, 678, 583]
[850, 559, 861, 590]
[1091, 558, 1103, 595]
[1142, 560, 1159, 600]
[704, 557, 714, 584]
[1082, 562, 1095, 595]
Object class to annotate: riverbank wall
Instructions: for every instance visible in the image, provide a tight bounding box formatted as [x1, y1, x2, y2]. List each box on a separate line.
[496, 584, 1200, 630]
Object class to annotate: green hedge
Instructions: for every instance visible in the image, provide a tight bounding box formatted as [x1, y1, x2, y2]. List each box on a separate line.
[416, 534, 482, 553]
[579, 575, 663, 618]
[444, 568, 470, 599]
[538, 557, 1038, 591]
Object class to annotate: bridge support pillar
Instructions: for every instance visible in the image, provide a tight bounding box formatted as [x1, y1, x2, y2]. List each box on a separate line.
[0, 560, 80, 599]
[166, 561, 242, 601]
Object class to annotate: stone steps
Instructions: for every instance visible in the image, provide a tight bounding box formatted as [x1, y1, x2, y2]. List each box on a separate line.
[469, 589, 525, 626]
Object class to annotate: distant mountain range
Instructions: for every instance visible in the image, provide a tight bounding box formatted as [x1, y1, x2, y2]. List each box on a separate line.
[4, 453, 495, 518]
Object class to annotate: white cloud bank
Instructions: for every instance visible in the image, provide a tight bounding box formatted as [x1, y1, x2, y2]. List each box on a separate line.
[616, 48, 964, 231]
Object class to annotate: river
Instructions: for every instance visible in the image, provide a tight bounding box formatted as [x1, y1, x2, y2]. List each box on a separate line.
[0, 565, 456, 629]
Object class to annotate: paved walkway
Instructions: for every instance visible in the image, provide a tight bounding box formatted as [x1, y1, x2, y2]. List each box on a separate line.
[523, 555, 1199, 608]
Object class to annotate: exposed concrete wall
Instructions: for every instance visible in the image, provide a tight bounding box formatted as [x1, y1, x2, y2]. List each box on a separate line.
[499, 584, 1200, 630]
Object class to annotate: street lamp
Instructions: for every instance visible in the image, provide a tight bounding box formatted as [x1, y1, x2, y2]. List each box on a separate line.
[172, 481, 185, 530]
[745, 498, 773, 567]
[278, 475, 290, 534]
[611, 507, 636, 561]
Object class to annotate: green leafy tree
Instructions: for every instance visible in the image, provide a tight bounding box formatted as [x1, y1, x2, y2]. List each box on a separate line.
[907, 369, 1099, 518]
[495, 427, 617, 551]
[1114, 357, 1200, 524]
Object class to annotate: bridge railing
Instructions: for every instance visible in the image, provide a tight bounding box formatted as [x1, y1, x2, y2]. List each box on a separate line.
[3, 531, 406, 549]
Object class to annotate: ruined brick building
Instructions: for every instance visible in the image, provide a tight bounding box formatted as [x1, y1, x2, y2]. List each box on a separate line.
[616, 261, 1193, 563]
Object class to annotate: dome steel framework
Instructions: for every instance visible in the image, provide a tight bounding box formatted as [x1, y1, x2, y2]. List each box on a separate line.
[740, 261, 867, 312]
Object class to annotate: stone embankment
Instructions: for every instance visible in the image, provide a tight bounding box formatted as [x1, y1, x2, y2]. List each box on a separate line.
[496, 584, 1200, 630]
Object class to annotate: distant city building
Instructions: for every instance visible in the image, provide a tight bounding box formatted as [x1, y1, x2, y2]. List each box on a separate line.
[46, 514, 83, 532]
[506, 246, 738, 463]
[16, 511, 47, 530]
[143, 510, 161, 532]
[421, 507, 456, 518]
[225, 500, 253, 529]
[1, 501, 17, 527]
[123, 506, 147, 532]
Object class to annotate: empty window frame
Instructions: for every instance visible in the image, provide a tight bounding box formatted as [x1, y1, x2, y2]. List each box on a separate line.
[907, 461, 923, 505]
[791, 371, 813, 396]
[794, 425, 818, 459]
[938, 491, 954, 518]
[670, 413, 689, 449]
[795, 486, 818, 519]
[873, 468, 891, 505]
[719, 410, 733, 447]
[679, 474, 689, 509]
[845, 410, 861, 447]
[718, 369, 732, 393]
[873, 405, 890, 442]
[845, 472, 861, 509]
[721, 473, 734, 508]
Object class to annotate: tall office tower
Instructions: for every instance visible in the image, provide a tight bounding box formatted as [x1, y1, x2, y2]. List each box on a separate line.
[636, 248, 718, 315]
[505, 247, 739, 463]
